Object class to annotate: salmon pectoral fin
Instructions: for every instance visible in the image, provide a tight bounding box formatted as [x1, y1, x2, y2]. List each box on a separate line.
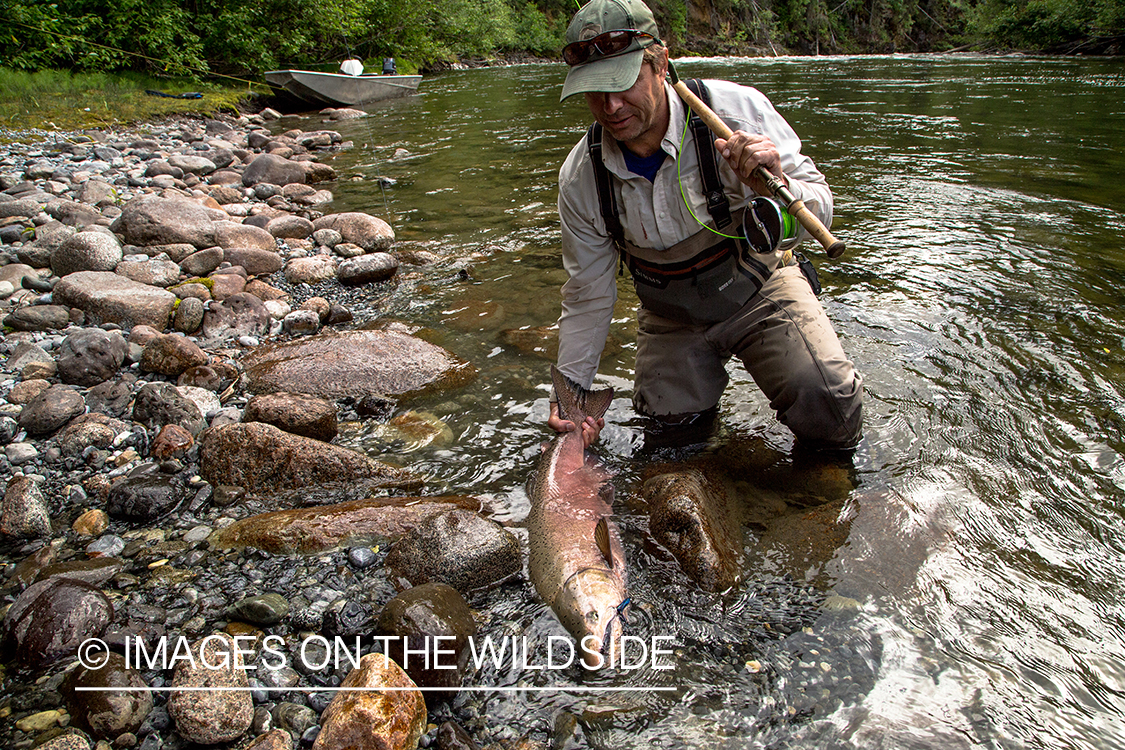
[595, 517, 613, 568]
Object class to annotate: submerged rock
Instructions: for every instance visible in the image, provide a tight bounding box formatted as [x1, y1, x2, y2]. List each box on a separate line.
[209, 495, 483, 554]
[643, 469, 744, 591]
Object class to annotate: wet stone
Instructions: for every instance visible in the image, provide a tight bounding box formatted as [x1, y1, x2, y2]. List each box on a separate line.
[377, 582, 478, 699]
[385, 509, 521, 595]
[63, 652, 152, 740]
[1, 577, 113, 668]
[227, 592, 290, 626]
[106, 464, 190, 521]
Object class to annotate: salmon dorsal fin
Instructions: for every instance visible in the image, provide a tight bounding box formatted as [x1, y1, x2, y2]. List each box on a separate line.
[595, 517, 613, 568]
[551, 365, 614, 423]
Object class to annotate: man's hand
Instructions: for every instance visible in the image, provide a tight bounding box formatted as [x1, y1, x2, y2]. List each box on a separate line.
[548, 401, 604, 449]
[714, 130, 788, 197]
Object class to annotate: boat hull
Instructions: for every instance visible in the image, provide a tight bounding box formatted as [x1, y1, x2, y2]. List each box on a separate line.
[264, 69, 422, 107]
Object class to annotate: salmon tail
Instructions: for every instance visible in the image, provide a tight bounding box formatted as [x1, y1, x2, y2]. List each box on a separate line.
[551, 365, 614, 424]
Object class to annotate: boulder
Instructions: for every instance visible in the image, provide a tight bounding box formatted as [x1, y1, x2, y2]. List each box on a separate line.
[111, 194, 219, 248]
[114, 257, 181, 287]
[140, 333, 209, 376]
[63, 652, 153, 741]
[18, 384, 86, 436]
[266, 215, 315, 239]
[200, 422, 417, 492]
[213, 220, 277, 253]
[132, 382, 206, 436]
[167, 154, 217, 175]
[376, 583, 477, 700]
[106, 464, 192, 521]
[52, 231, 123, 276]
[53, 271, 177, 329]
[242, 330, 475, 400]
[4, 304, 72, 332]
[1, 578, 113, 668]
[385, 509, 521, 594]
[208, 496, 483, 554]
[241, 153, 307, 187]
[1, 475, 52, 538]
[57, 328, 128, 386]
[337, 252, 398, 285]
[58, 413, 132, 456]
[223, 247, 283, 276]
[173, 296, 206, 333]
[284, 255, 337, 284]
[312, 212, 394, 251]
[201, 292, 271, 340]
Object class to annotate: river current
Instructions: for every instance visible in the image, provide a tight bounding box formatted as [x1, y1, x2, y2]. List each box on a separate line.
[278, 54, 1125, 749]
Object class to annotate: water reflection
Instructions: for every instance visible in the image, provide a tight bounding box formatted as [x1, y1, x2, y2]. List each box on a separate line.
[284, 53, 1125, 748]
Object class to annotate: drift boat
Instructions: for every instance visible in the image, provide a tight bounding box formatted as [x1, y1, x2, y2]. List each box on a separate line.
[265, 59, 421, 107]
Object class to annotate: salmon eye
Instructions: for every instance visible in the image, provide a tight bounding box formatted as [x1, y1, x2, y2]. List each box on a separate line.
[585, 610, 600, 625]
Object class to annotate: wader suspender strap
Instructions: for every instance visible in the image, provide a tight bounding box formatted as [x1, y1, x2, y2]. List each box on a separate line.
[683, 79, 732, 230]
[586, 124, 626, 253]
[585, 79, 732, 253]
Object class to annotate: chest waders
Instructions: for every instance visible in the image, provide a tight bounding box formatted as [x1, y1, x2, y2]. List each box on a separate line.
[587, 79, 799, 326]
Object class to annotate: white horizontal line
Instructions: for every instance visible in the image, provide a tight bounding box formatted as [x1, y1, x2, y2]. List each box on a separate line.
[75, 685, 678, 693]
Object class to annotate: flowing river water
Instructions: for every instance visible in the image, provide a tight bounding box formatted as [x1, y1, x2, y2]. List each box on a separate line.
[277, 54, 1125, 748]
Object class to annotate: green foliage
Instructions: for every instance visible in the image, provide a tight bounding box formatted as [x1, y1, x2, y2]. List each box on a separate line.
[0, 0, 1118, 83]
[964, 0, 1125, 51]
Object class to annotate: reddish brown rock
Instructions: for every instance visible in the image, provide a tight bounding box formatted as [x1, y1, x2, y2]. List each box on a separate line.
[199, 422, 417, 492]
[311, 654, 426, 750]
[151, 424, 195, 460]
[243, 392, 337, 442]
[140, 333, 209, 376]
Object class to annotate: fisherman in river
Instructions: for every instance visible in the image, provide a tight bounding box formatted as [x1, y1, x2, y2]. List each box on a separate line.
[548, 0, 863, 451]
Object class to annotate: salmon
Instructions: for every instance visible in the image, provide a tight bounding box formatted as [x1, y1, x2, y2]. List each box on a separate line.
[528, 366, 627, 668]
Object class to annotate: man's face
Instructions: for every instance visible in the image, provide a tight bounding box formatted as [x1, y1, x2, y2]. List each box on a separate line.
[584, 52, 668, 152]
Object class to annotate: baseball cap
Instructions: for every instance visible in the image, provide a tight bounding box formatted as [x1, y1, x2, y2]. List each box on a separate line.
[560, 0, 661, 102]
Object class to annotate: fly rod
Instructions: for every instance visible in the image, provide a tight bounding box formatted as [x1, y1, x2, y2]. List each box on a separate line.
[669, 64, 846, 259]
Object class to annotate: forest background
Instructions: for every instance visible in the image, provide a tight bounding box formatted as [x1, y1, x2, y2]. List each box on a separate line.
[2, 0, 1123, 82]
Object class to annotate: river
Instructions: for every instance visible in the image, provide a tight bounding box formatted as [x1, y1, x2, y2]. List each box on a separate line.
[280, 54, 1125, 749]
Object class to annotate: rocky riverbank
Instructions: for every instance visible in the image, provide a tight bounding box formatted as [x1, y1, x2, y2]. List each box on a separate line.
[0, 108, 537, 750]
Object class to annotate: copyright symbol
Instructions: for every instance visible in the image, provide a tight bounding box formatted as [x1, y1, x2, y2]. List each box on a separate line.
[77, 638, 110, 670]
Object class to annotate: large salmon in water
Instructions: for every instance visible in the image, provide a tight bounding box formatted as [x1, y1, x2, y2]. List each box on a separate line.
[528, 366, 627, 668]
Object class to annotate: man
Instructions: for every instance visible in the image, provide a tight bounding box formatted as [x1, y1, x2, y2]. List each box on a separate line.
[548, 0, 863, 451]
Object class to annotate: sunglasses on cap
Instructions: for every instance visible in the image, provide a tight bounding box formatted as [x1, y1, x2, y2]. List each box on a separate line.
[562, 29, 661, 67]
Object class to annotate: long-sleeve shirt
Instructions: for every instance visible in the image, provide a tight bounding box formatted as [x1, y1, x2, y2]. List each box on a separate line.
[556, 78, 833, 389]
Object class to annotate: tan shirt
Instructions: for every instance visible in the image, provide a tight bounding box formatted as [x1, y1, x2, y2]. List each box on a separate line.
[556, 79, 834, 389]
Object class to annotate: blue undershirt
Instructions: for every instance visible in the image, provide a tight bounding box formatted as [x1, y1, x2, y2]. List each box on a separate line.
[621, 146, 667, 183]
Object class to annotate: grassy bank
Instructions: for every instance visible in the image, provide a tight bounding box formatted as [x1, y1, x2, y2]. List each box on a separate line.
[0, 68, 262, 137]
